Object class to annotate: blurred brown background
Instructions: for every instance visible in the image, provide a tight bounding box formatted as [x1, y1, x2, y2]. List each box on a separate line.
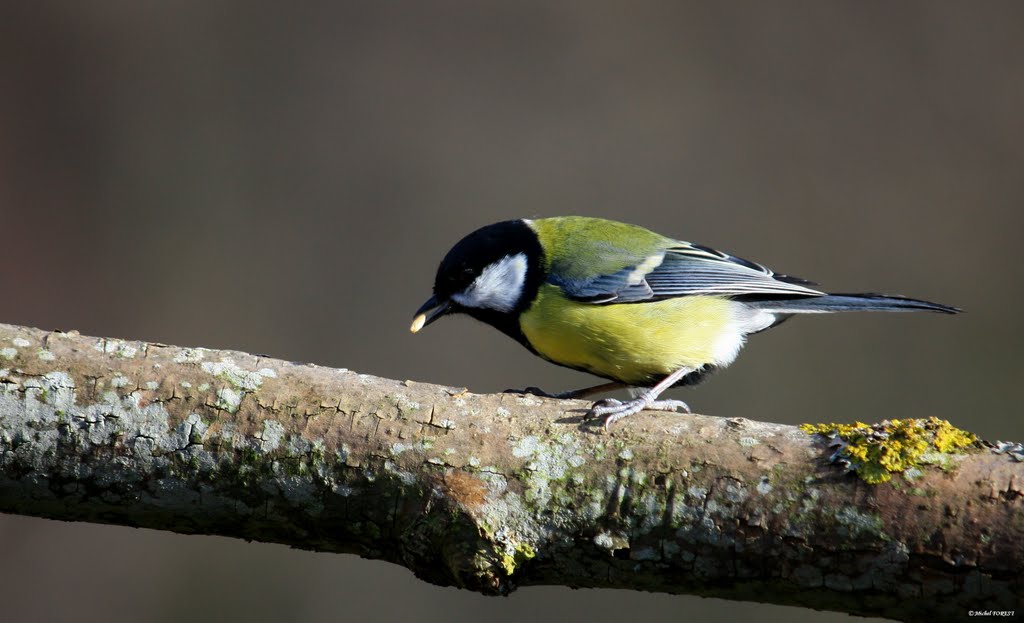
[2, 2, 1022, 622]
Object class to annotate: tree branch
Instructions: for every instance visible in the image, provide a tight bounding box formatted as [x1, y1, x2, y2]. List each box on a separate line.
[0, 322, 1020, 620]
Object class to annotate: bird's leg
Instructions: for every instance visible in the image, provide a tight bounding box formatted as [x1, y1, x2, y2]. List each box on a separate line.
[504, 381, 626, 400]
[586, 368, 693, 429]
[554, 381, 627, 399]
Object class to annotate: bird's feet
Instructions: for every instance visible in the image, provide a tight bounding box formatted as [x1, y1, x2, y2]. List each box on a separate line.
[585, 397, 690, 429]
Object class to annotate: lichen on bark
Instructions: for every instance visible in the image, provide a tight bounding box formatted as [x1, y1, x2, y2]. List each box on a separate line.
[799, 418, 979, 484]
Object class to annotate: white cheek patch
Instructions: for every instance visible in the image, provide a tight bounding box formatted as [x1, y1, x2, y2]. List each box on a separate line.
[452, 253, 528, 312]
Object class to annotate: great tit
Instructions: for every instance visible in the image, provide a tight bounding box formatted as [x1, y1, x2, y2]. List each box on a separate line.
[410, 216, 958, 426]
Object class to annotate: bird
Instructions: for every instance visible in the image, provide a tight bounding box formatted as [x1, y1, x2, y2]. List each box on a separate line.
[410, 216, 958, 427]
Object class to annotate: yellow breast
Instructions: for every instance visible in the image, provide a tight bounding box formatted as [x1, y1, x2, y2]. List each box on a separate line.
[519, 284, 737, 385]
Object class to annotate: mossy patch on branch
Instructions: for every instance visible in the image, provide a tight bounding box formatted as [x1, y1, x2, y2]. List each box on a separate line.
[499, 542, 536, 576]
[799, 417, 979, 484]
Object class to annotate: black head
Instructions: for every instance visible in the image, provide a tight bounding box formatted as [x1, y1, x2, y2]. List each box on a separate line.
[410, 219, 545, 339]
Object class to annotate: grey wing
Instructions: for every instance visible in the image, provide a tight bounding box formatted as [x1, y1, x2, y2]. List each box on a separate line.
[547, 251, 662, 303]
[643, 242, 825, 299]
[554, 241, 824, 303]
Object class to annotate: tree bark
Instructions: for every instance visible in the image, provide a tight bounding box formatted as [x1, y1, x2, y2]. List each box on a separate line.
[0, 322, 1020, 620]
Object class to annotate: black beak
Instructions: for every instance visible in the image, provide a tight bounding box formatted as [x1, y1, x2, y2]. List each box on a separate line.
[410, 295, 451, 333]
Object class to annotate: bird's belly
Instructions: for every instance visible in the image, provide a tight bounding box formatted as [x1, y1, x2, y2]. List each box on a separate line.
[519, 285, 742, 385]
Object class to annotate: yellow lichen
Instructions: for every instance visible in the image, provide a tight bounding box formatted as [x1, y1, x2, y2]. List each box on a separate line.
[500, 543, 537, 576]
[799, 417, 978, 484]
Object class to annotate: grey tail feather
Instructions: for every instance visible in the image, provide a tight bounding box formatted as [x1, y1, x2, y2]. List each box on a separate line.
[750, 293, 961, 314]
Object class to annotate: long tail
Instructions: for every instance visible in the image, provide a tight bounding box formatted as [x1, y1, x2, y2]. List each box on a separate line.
[750, 293, 960, 314]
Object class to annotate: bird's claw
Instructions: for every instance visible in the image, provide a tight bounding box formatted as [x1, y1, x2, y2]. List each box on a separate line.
[584, 397, 691, 429]
[647, 399, 691, 414]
